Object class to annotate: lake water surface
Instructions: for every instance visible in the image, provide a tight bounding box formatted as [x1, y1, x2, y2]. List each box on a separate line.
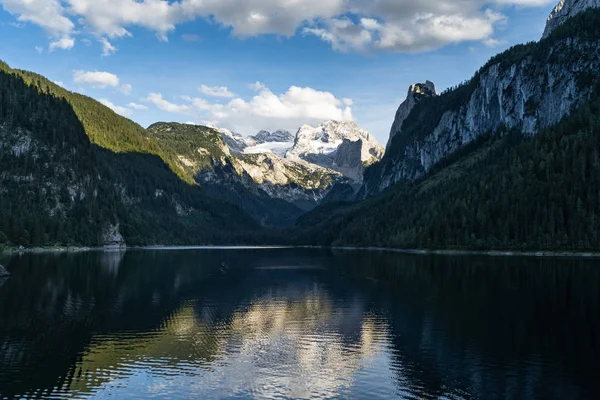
[0, 248, 599, 399]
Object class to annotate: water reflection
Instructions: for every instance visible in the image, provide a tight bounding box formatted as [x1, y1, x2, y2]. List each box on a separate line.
[0, 249, 599, 399]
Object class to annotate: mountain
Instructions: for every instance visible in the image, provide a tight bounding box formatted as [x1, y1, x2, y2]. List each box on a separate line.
[387, 81, 437, 151]
[252, 130, 295, 144]
[211, 122, 384, 207]
[287, 121, 384, 182]
[219, 128, 248, 153]
[218, 122, 384, 184]
[146, 122, 339, 226]
[543, 0, 600, 38]
[363, 0, 600, 196]
[294, 0, 600, 251]
[0, 61, 260, 247]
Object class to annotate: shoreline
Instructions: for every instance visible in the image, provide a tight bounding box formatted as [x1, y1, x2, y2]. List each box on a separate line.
[2, 244, 600, 259]
[325, 246, 600, 259]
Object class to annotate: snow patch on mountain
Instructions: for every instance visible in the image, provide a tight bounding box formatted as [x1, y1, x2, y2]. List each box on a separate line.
[244, 141, 294, 157]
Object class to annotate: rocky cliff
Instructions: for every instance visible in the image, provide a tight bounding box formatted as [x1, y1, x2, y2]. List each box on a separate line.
[543, 0, 600, 38]
[364, 0, 600, 195]
[387, 81, 437, 151]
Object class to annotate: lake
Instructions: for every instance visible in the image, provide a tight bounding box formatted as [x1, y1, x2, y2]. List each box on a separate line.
[0, 248, 599, 399]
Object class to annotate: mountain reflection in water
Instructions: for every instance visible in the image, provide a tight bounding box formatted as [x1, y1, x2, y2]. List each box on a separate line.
[0, 248, 599, 399]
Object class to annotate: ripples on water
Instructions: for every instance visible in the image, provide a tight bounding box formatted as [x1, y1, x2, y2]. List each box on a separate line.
[0, 249, 599, 399]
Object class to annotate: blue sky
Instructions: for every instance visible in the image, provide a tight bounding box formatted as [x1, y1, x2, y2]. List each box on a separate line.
[0, 0, 556, 145]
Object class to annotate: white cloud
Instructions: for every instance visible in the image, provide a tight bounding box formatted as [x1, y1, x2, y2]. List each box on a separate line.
[0, 0, 555, 54]
[304, 8, 510, 52]
[199, 85, 235, 98]
[73, 70, 120, 88]
[100, 37, 117, 56]
[53, 80, 64, 87]
[145, 83, 353, 134]
[99, 98, 133, 117]
[128, 102, 148, 110]
[0, 0, 73, 36]
[143, 93, 191, 114]
[35, 46, 43, 54]
[49, 36, 75, 52]
[119, 83, 132, 95]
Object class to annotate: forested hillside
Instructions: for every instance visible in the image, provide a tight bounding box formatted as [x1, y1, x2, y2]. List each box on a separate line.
[294, 82, 600, 251]
[145, 122, 310, 227]
[294, 10, 600, 251]
[0, 61, 260, 247]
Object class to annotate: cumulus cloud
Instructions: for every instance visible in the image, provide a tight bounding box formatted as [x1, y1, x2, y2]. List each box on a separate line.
[73, 70, 120, 88]
[143, 93, 191, 114]
[144, 83, 353, 134]
[128, 102, 148, 110]
[0, 0, 73, 36]
[99, 98, 132, 117]
[0, 0, 555, 54]
[49, 37, 75, 52]
[199, 85, 235, 98]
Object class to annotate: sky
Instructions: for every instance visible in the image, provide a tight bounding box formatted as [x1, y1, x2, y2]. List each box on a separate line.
[0, 0, 558, 146]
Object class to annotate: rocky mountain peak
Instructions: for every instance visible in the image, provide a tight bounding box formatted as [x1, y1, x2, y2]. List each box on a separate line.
[543, 0, 600, 38]
[287, 120, 384, 182]
[252, 130, 294, 144]
[386, 81, 438, 150]
[410, 81, 437, 97]
[219, 128, 248, 153]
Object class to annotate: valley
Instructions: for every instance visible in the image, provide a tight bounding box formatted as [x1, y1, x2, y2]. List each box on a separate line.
[1, 0, 600, 253]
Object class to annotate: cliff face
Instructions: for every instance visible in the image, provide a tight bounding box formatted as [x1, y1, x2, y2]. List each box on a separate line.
[387, 81, 437, 151]
[543, 0, 600, 38]
[363, 2, 600, 195]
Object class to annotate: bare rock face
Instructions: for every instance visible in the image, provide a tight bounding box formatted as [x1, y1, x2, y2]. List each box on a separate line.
[219, 128, 248, 153]
[251, 130, 294, 144]
[387, 81, 437, 151]
[543, 0, 600, 38]
[334, 139, 364, 182]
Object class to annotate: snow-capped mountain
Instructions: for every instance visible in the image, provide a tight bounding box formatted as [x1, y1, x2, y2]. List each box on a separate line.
[286, 121, 385, 181]
[244, 130, 295, 158]
[219, 128, 248, 153]
[252, 130, 295, 143]
[218, 121, 384, 183]
[219, 129, 295, 158]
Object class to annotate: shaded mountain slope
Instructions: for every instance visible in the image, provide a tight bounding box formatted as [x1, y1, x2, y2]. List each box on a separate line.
[0, 61, 260, 247]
